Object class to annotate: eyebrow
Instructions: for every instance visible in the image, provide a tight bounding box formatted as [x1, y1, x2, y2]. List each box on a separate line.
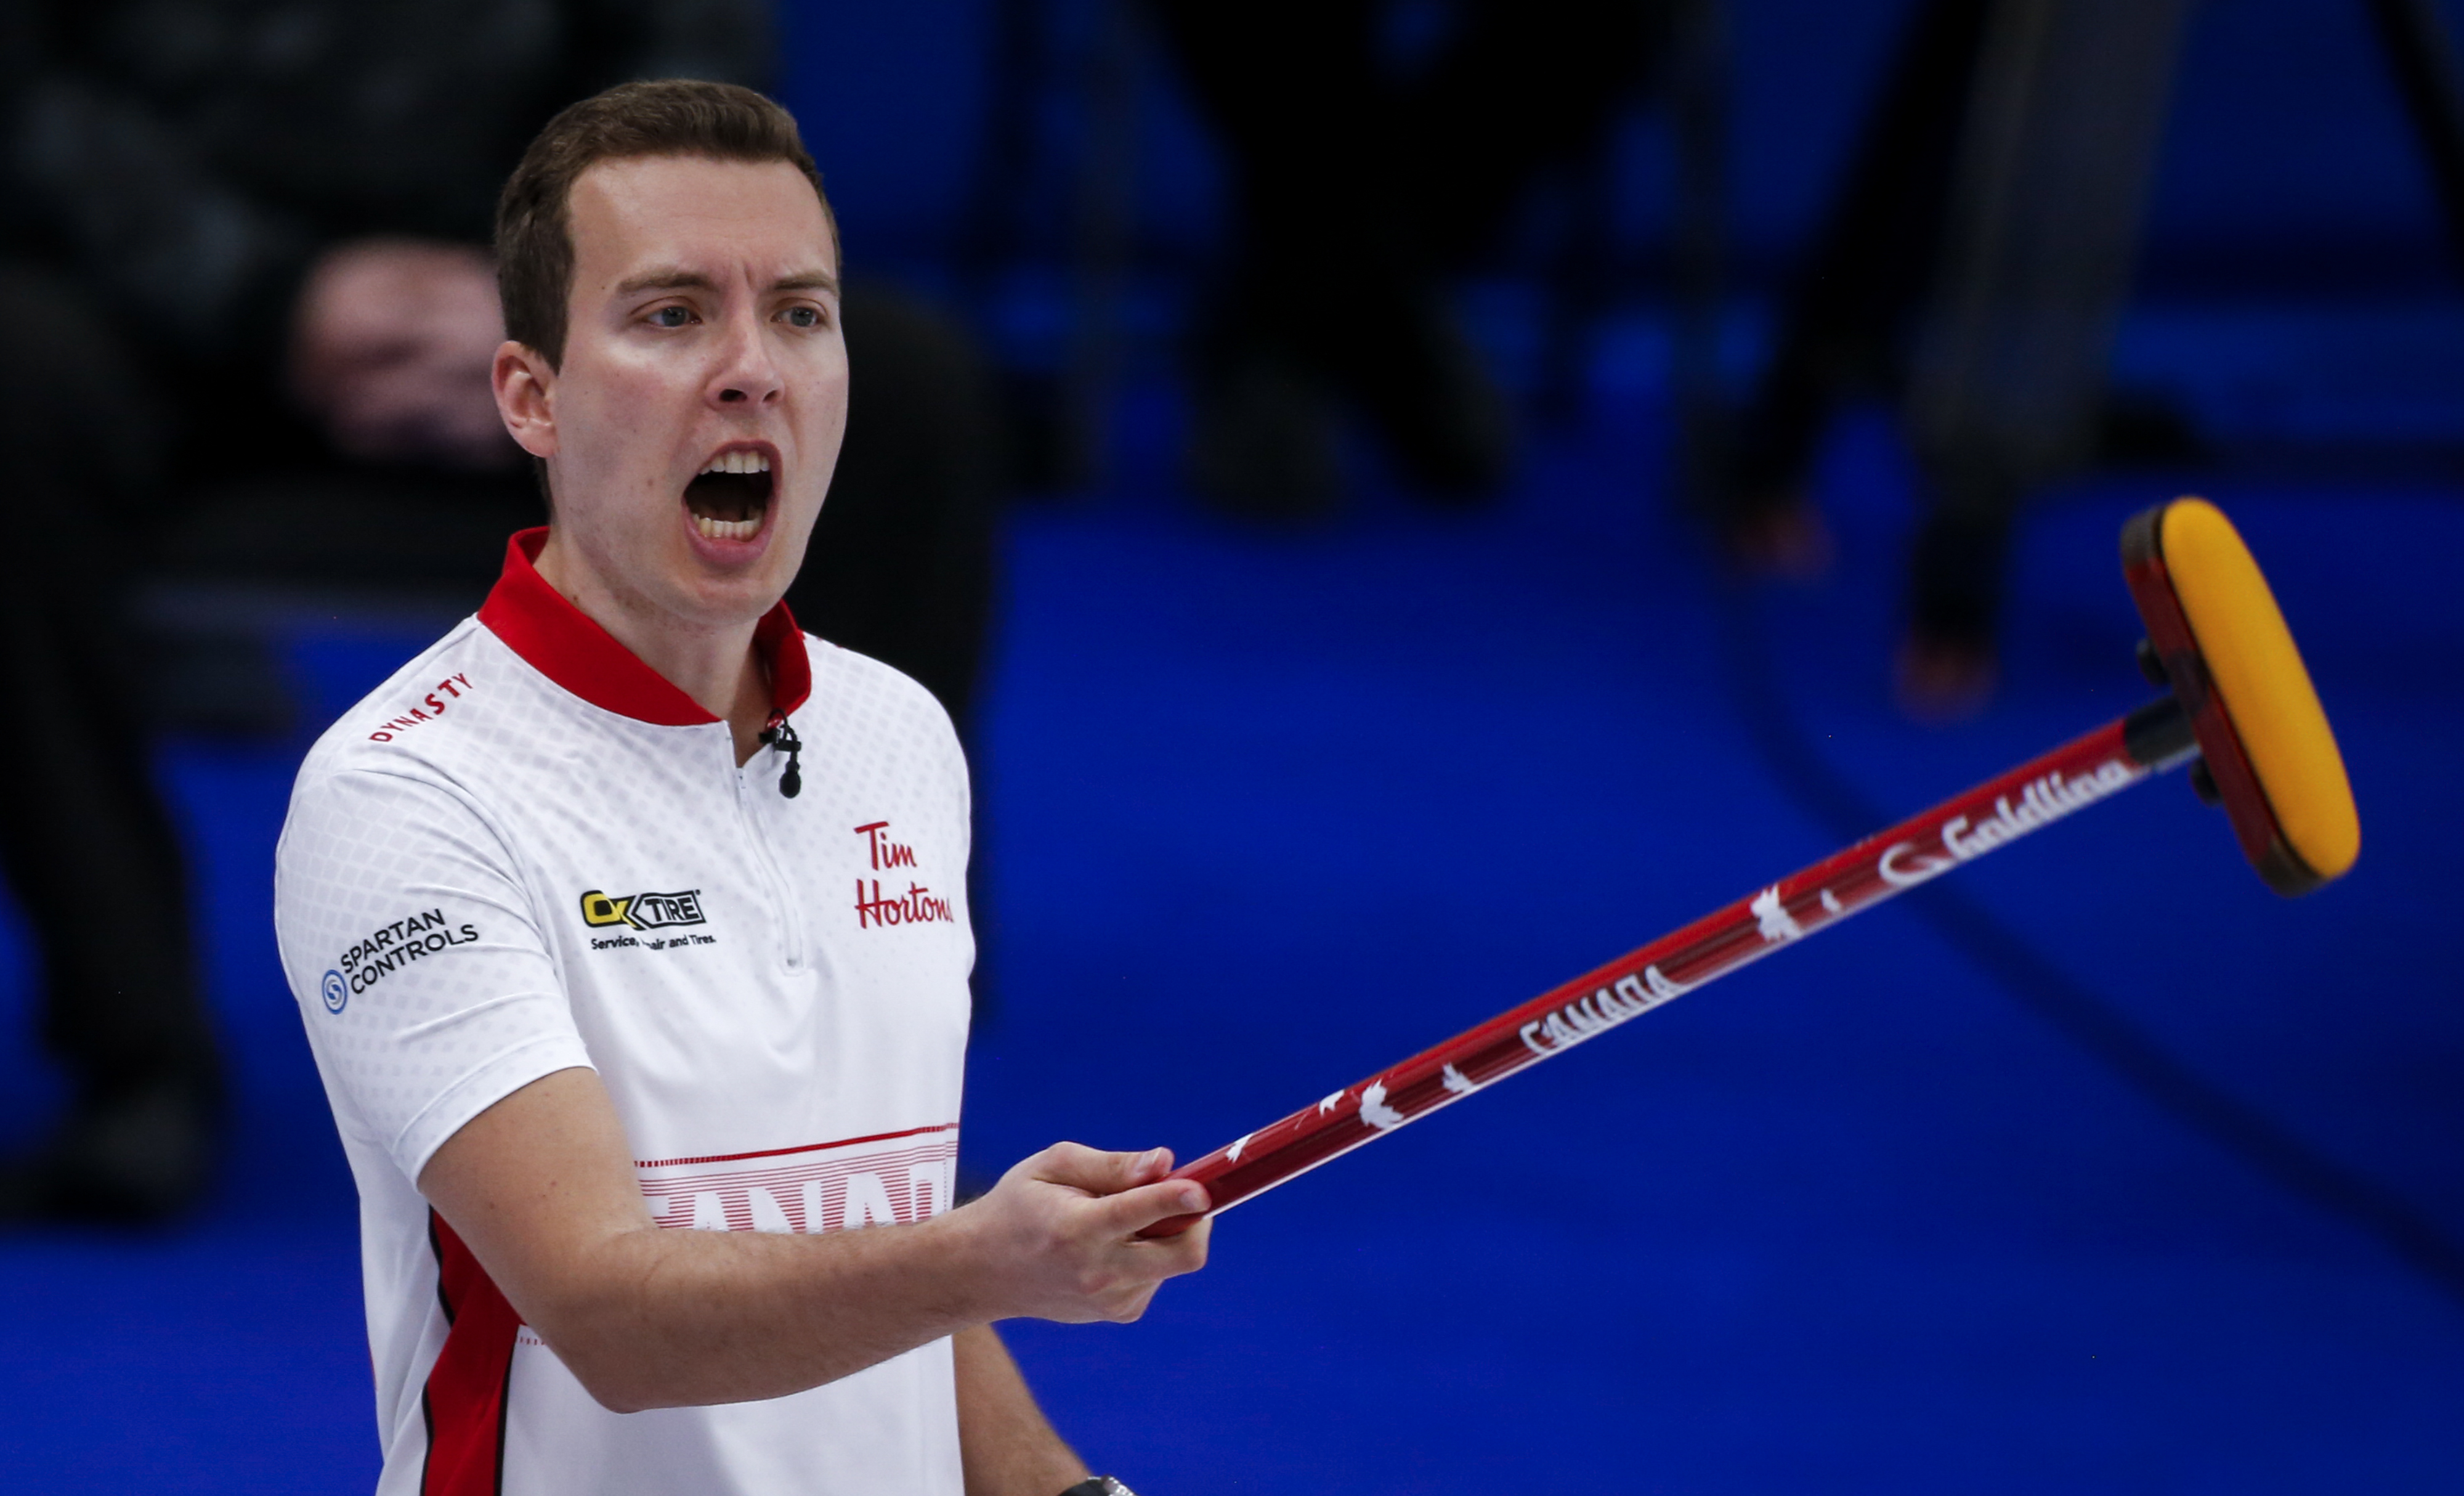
[614, 267, 715, 297]
[613, 266, 840, 297]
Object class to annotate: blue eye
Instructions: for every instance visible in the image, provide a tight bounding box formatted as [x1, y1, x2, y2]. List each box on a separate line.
[783, 306, 822, 328]
[650, 305, 693, 328]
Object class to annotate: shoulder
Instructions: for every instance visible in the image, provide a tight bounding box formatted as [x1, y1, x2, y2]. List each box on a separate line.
[296, 619, 516, 782]
[283, 619, 549, 868]
[289, 611, 622, 811]
[796, 636, 970, 834]
[801, 635, 963, 761]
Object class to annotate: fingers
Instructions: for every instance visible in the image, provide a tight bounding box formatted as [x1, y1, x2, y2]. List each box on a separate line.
[1137, 1211, 1210, 1285]
[968, 1143, 1214, 1323]
[1084, 1211, 1211, 1324]
[1026, 1144, 1210, 1241]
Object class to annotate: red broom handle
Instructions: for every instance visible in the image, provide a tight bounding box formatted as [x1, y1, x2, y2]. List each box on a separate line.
[1142, 702, 2194, 1236]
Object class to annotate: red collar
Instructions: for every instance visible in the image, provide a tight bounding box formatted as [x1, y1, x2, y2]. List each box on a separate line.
[476, 528, 811, 726]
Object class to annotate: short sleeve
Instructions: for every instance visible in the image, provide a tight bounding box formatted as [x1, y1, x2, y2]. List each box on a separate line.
[275, 767, 594, 1182]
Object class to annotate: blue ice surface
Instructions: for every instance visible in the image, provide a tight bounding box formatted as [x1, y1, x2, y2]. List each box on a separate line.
[0, 338, 2457, 1493]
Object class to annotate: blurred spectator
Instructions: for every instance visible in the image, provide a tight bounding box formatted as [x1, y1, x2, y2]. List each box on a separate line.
[1143, 0, 1662, 517]
[0, 1, 1003, 1220]
[1715, 0, 2196, 716]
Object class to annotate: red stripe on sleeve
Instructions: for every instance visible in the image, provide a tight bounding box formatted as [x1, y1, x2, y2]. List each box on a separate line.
[422, 1211, 521, 1496]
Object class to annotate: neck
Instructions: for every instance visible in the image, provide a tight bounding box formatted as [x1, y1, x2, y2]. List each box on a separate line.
[533, 531, 776, 765]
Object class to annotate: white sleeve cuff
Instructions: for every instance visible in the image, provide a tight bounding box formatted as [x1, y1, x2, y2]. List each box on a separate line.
[393, 1030, 599, 1184]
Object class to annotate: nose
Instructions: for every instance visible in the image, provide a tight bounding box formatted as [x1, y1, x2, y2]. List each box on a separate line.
[707, 299, 784, 409]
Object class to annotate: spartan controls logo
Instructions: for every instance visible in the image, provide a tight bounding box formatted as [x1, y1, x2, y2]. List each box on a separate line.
[580, 888, 708, 931]
[328, 909, 483, 1005]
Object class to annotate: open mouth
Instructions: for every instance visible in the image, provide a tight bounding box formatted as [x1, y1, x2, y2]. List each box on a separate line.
[684, 449, 774, 541]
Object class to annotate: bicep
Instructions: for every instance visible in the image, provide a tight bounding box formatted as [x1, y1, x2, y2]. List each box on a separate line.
[417, 1066, 654, 1328]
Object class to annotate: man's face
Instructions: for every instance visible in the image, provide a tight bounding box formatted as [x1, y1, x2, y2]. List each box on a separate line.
[523, 155, 845, 630]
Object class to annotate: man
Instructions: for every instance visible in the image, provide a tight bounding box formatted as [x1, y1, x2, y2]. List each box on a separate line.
[274, 81, 1204, 1495]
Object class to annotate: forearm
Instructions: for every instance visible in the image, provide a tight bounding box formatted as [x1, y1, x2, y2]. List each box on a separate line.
[529, 1205, 1000, 1412]
[421, 1071, 1209, 1416]
[956, 1325, 1090, 1496]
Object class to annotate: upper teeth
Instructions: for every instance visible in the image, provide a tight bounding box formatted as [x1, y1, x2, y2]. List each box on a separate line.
[700, 450, 772, 476]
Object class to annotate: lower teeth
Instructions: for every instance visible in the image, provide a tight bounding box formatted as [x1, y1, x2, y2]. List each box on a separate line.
[695, 513, 761, 541]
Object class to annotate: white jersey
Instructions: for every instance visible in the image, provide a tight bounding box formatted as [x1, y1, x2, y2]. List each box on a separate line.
[275, 529, 975, 1496]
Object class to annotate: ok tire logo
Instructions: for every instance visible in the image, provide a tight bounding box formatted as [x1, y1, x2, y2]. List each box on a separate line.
[579, 888, 707, 932]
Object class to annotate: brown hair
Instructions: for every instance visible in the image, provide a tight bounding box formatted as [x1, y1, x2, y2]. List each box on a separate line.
[495, 79, 838, 369]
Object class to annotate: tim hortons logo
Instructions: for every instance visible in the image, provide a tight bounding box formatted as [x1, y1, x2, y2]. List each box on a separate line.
[852, 821, 956, 929]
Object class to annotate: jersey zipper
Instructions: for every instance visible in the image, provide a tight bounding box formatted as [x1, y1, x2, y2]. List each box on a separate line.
[734, 759, 808, 970]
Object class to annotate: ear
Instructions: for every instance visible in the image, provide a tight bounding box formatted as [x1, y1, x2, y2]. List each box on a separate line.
[493, 340, 559, 458]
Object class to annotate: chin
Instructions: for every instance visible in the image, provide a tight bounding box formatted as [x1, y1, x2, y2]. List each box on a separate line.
[667, 551, 791, 625]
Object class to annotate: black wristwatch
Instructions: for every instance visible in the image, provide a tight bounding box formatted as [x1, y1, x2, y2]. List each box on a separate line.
[1058, 1479, 1135, 1496]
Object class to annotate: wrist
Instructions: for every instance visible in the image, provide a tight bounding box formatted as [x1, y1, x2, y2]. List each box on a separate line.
[916, 1196, 1014, 1326]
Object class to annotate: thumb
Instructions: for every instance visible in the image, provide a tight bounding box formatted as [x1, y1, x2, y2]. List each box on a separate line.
[1040, 1144, 1175, 1198]
[1097, 1176, 1213, 1237]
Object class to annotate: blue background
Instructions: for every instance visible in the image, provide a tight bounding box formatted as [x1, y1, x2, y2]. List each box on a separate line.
[2, 1, 2460, 1489]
